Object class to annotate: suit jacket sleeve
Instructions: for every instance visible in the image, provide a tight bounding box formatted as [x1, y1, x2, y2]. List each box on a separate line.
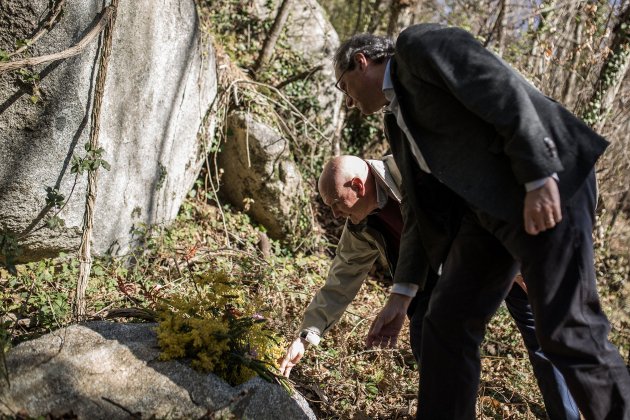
[393, 183, 430, 288]
[395, 25, 564, 184]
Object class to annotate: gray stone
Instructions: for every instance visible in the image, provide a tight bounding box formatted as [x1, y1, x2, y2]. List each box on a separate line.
[0, 321, 315, 420]
[0, 0, 216, 262]
[213, 0, 341, 240]
[252, 0, 342, 130]
[219, 112, 305, 240]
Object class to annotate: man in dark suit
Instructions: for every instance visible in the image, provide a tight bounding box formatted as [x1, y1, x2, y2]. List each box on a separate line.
[332, 24, 630, 419]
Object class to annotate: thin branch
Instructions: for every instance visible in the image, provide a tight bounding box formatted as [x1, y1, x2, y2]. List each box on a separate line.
[9, 0, 66, 58]
[0, 6, 113, 75]
[275, 64, 324, 89]
[253, 0, 294, 74]
[353, 0, 365, 35]
[229, 79, 331, 142]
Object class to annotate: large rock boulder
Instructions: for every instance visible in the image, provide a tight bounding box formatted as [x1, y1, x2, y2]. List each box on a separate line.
[216, 0, 341, 241]
[0, 0, 216, 262]
[252, 0, 341, 130]
[0, 321, 316, 419]
[219, 112, 304, 240]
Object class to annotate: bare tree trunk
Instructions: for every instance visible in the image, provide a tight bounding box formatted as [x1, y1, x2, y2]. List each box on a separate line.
[526, 0, 559, 78]
[387, 0, 412, 37]
[582, 4, 630, 131]
[367, 0, 388, 33]
[253, 0, 294, 75]
[546, 1, 581, 100]
[497, 0, 506, 56]
[398, 0, 423, 31]
[561, 6, 584, 107]
[332, 102, 345, 157]
[484, 0, 507, 56]
[353, 0, 365, 34]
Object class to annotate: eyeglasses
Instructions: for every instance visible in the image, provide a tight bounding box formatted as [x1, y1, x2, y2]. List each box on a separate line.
[334, 67, 351, 95]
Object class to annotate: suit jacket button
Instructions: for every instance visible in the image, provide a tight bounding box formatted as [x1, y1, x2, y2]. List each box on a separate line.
[543, 137, 558, 158]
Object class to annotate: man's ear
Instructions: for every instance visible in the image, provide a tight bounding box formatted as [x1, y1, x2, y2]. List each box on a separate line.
[351, 177, 366, 197]
[354, 52, 368, 70]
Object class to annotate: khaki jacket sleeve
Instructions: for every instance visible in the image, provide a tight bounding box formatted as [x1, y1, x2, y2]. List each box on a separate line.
[299, 222, 380, 338]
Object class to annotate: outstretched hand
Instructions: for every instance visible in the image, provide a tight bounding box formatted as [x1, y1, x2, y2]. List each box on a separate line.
[523, 177, 562, 235]
[278, 337, 306, 378]
[366, 293, 412, 348]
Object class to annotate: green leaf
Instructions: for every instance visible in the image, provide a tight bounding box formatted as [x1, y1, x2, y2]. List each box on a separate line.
[84, 143, 91, 152]
[365, 383, 379, 395]
[100, 159, 111, 171]
[0, 50, 9, 62]
[46, 215, 66, 230]
[45, 186, 65, 207]
[15, 39, 29, 48]
[70, 155, 82, 174]
[30, 95, 39, 104]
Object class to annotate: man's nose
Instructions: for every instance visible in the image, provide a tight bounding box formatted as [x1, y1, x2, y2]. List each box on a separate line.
[331, 209, 344, 219]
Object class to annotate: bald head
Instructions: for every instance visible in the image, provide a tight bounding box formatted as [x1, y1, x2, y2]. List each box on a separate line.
[318, 155, 368, 198]
[318, 155, 377, 224]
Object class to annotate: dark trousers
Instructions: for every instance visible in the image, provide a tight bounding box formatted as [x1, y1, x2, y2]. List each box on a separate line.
[408, 276, 579, 419]
[416, 173, 630, 419]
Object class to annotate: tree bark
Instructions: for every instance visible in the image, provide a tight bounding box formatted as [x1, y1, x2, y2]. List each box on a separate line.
[495, 0, 507, 56]
[546, 1, 581, 100]
[387, 0, 413, 37]
[561, 6, 584, 107]
[367, 0, 387, 33]
[332, 96, 345, 157]
[353, 0, 365, 34]
[484, 0, 507, 56]
[253, 0, 294, 75]
[398, 0, 424, 30]
[526, 0, 560, 78]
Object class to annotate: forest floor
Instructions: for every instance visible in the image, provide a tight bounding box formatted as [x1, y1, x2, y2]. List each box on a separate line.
[2, 195, 628, 419]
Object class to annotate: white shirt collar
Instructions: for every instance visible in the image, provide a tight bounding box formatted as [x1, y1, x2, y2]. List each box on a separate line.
[382, 58, 395, 101]
[367, 161, 389, 210]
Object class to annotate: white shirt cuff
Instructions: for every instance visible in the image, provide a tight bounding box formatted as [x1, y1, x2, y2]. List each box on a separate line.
[391, 282, 419, 297]
[525, 173, 558, 192]
[299, 330, 321, 346]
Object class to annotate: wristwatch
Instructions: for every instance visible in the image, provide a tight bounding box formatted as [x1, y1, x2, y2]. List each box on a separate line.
[299, 330, 321, 346]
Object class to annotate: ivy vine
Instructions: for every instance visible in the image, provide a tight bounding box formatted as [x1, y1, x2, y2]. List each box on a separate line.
[0, 143, 110, 274]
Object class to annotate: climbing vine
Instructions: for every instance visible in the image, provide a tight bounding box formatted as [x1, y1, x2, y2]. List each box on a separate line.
[0, 140, 110, 275]
[582, 45, 630, 126]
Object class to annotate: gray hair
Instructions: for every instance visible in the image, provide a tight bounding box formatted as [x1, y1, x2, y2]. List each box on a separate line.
[333, 33, 395, 72]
